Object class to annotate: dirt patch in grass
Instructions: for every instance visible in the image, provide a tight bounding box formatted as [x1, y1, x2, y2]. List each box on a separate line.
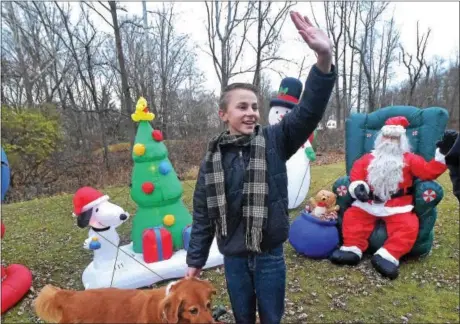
[312, 151, 345, 166]
[1, 163, 458, 323]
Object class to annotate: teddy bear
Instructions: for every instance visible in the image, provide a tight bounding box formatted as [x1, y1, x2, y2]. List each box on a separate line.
[305, 189, 340, 221]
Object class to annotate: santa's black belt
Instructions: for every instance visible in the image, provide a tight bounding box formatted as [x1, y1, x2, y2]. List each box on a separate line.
[369, 187, 414, 203]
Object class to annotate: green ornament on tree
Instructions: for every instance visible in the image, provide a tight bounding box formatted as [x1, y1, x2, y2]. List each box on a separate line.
[130, 98, 192, 253]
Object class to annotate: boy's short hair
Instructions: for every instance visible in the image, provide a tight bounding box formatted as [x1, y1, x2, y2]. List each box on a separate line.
[219, 83, 259, 111]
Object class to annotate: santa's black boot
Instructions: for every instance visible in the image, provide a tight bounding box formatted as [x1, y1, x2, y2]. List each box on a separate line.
[371, 255, 399, 280]
[329, 249, 361, 266]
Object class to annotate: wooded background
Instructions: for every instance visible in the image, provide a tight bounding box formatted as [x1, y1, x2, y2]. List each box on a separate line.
[1, 1, 459, 202]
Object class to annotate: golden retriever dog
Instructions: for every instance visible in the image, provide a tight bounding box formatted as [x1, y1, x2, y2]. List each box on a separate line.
[33, 277, 217, 323]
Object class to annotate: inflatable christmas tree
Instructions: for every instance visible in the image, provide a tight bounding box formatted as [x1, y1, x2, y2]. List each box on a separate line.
[130, 97, 192, 254]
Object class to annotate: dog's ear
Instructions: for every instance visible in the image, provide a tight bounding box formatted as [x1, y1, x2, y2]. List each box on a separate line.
[77, 208, 92, 228]
[159, 294, 183, 323]
[165, 280, 178, 295]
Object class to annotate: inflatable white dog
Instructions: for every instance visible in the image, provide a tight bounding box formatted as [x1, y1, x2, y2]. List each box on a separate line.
[72, 187, 129, 270]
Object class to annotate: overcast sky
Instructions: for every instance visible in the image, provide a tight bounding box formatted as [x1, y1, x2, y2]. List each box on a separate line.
[81, 1, 459, 95]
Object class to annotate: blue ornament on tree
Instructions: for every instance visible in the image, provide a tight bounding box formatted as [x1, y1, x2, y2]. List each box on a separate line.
[159, 161, 171, 175]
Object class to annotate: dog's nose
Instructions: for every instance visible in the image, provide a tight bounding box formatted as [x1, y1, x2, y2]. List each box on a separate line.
[120, 214, 128, 220]
[321, 197, 326, 201]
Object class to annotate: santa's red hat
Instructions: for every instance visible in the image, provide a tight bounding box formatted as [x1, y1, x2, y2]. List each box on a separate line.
[72, 187, 109, 216]
[381, 116, 409, 138]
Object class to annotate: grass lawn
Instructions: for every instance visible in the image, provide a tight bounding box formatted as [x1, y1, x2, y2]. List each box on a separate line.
[1, 162, 459, 323]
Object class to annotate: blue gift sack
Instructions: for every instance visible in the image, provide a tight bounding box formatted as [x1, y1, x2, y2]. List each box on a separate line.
[288, 211, 339, 259]
[183, 225, 192, 251]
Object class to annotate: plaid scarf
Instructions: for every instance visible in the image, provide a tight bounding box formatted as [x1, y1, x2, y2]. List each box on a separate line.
[204, 125, 268, 253]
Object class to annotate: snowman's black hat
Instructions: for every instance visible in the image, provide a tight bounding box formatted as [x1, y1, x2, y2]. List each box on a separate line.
[269, 77, 303, 109]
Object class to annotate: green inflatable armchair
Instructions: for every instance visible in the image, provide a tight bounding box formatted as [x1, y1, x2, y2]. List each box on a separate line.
[332, 106, 448, 258]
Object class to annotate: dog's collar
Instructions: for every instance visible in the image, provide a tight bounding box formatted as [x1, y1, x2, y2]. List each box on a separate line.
[91, 226, 111, 232]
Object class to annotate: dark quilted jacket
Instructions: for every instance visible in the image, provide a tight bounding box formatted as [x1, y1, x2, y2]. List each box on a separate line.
[186, 64, 337, 268]
[446, 135, 460, 202]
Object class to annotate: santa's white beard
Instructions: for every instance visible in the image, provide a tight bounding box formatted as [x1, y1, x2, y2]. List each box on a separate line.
[367, 133, 410, 201]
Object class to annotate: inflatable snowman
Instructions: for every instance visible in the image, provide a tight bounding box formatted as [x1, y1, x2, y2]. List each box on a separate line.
[268, 77, 316, 209]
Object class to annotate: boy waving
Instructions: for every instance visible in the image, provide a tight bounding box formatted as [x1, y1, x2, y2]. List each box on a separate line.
[186, 12, 336, 324]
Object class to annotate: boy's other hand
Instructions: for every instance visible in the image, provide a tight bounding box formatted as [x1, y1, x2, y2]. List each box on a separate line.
[436, 129, 458, 155]
[186, 267, 202, 278]
[290, 11, 333, 73]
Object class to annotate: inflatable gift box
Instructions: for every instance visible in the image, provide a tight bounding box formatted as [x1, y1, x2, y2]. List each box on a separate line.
[288, 211, 339, 259]
[182, 225, 192, 251]
[142, 227, 173, 263]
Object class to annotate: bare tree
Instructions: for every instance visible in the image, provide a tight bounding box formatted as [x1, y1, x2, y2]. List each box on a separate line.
[2, 2, 34, 107]
[258, 72, 276, 123]
[248, 1, 296, 124]
[54, 2, 112, 170]
[346, 2, 390, 112]
[1, 1, 67, 108]
[204, 1, 254, 93]
[324, 2, 344, 127]
[108, 1, 135, 140]
[152, 3, 200, 137]
[106, 1, 135, 132]
[251, 1, 296, 89]
[400, 21, 431, 105]
[79, 1, 135, 141]
[379, 16, 399, 107]
[346, 2, 359, 114]
[116, 14, 157, 115]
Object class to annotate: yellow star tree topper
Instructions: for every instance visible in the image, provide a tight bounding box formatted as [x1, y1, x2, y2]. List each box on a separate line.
[131, 96, 155, 122]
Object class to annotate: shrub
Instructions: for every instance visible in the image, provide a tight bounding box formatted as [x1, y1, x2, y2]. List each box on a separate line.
[1, 105, 62, 198]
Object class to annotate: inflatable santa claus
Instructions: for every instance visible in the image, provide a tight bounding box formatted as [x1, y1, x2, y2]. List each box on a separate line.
[330, 116, 448, 279]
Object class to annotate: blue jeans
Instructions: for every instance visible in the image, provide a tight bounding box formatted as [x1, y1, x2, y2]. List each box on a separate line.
[224, 245, 286, 324]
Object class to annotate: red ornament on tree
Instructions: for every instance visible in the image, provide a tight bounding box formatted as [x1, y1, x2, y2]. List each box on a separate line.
[142, 182, 155, 194]
[152, 130, 163, 142]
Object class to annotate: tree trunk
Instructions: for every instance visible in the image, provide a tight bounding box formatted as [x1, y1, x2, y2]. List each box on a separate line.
[341, 2, 347, 125]
[253, 1, 263, 91]
[6, 2, 34, 107]
[347, 2, 358, 116]
[357, 59, 363, 113]
[109, 1, 134, 143]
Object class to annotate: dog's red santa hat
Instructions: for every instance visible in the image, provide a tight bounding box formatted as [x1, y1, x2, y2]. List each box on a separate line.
[381, 116, 409, 138]
[72, 186, 109, 217]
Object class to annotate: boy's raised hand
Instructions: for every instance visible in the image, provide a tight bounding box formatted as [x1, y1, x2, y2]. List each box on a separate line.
[290, 11, 333, 73]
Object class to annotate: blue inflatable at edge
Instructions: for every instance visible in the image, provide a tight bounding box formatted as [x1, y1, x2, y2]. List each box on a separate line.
[289, 210, 339, 259]
[1, 148, 11, 202]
